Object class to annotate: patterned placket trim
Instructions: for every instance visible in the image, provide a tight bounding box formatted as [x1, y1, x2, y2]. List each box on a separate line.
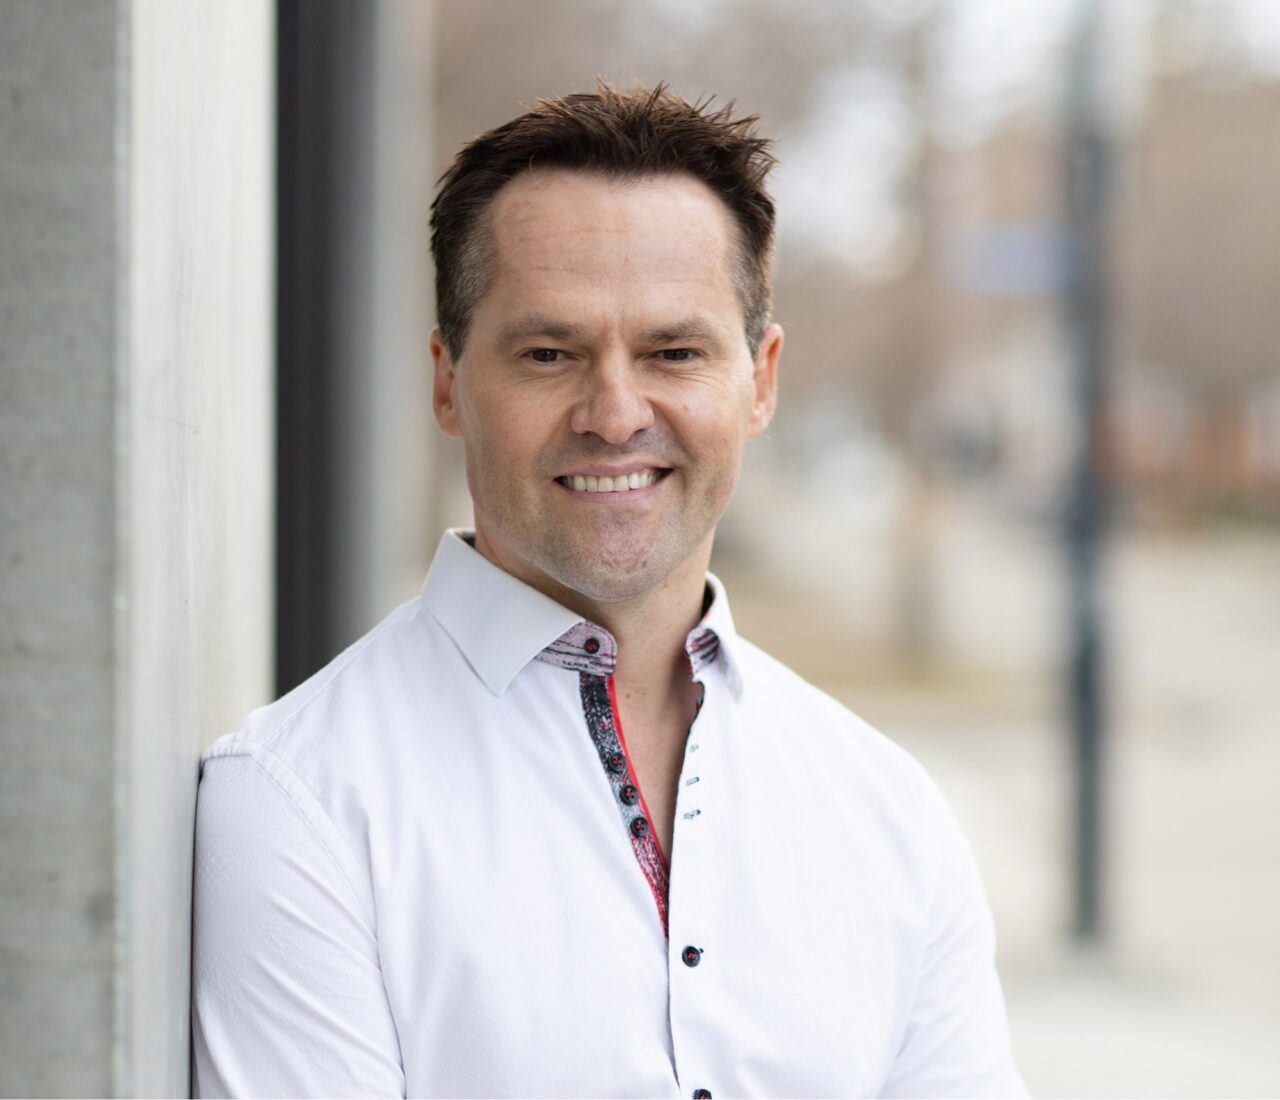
[579, 671, 670, 936]
[686, 626, 720, 677]
[537, 621, 617, 676]
[535, 617, 722, 938]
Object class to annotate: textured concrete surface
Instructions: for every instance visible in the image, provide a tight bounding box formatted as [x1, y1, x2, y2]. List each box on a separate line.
[0, 1, 273, 1093]
[123, 3, 274, 1089]
[1, 4, 123, 1093]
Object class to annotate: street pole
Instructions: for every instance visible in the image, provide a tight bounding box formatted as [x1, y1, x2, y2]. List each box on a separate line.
[1063, 0, 1112, 944]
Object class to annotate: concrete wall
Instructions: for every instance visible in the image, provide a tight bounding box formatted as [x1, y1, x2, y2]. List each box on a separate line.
[1, 4, 121, 1090]
[0, 1, 274, 1093]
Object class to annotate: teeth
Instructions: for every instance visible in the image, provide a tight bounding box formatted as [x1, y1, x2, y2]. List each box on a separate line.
[565, 468, 661, 493]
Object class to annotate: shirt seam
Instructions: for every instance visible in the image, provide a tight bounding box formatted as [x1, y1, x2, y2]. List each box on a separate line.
[250, 600, 427, 753]
[202, 743, 378, 936]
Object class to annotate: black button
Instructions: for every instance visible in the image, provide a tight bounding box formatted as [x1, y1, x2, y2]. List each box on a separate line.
[681, 945, 702, 967]
[630, 816, 649, 837]
[607, 752, 626, 774]
[693, 1090, 712, 1099]
[620, 784, 638, 805]
[583, 636, 601, 654]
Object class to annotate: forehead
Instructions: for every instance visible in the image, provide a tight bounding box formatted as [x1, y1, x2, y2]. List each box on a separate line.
[478, 168, 741, 325]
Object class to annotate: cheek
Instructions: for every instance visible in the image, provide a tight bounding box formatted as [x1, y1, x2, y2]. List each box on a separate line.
[672, 390, 752, 459]
[459, 397, 511, 491]
[462, 390, 555, 477]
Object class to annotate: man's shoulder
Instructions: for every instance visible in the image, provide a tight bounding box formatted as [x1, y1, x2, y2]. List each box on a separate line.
[203, 592, 446, 771]
[730, 634, 943, 806]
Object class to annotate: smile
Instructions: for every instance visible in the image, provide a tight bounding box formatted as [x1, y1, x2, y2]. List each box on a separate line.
[554, 467, 669, 494]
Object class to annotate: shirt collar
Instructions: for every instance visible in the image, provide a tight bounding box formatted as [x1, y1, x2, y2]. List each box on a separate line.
[694, 570, 744, 698]
[420, 528, 743, 699]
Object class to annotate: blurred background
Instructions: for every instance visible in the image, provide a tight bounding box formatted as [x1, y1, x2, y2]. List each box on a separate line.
[3, 0, 1278, 1094]
[363, 2, 1280, 1091]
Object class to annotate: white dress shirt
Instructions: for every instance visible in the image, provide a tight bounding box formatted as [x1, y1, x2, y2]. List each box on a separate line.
[192, 529, 1025, 1098]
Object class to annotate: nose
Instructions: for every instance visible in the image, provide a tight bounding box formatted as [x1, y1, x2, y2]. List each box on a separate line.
[568, 353, 655, 445]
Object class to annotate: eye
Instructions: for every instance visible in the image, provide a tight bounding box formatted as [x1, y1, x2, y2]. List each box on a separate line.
[525, 348, 565, 364]
[657, 348, 697, 363]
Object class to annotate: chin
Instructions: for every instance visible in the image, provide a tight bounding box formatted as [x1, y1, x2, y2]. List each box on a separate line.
[545, 555, 665, 604]
[538, 535, 679, 604]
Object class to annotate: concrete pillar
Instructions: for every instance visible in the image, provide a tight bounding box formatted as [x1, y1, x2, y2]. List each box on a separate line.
[0, 1, 274, 1093]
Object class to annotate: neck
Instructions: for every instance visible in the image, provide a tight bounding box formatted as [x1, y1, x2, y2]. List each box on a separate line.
[472, 530, 711, 703]
[586, 553, 709, 705]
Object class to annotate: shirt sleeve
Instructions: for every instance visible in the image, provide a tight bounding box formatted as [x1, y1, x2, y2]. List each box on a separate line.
[192, 750, 405, 1098]
[878, 780, 1027, 1099]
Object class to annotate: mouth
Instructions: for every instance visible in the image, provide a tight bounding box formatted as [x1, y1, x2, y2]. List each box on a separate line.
[554, 467, 671, 495]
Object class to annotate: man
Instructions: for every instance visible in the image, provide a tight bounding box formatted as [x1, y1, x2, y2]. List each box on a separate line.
[193, 82, 1025, 1098]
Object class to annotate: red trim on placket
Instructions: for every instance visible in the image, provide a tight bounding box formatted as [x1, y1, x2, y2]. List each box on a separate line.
[606, 675, 670, 875]
[575, 671, 669, 938]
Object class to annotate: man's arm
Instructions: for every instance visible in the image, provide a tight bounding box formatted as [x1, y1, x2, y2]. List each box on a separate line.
[878, 782, 1027, 1099]
[192, 750, 404, 1098]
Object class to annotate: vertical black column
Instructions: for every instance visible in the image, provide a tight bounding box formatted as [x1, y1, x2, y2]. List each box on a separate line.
[276, 0, 333, 694]
[1063, 0, 1112, 944]
[277, 0, 394, 695]
[275, 0, 352, 695]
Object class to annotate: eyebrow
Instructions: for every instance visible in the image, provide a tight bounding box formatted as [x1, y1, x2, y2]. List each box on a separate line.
[494, 314, 587, 348]
[639, 320, 728, 348]
[494, 313, 731, 351]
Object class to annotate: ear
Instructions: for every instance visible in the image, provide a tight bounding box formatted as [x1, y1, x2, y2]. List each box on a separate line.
[747, 322, 783, 440]
[431, 327, 462, 438]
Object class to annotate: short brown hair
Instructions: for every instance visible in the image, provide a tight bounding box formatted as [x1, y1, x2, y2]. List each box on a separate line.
[430, 80, 778, 360]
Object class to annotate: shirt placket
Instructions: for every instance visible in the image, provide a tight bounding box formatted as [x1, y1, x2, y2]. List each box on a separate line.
[536, 620, 728, 1100]
[578, 664, 672, 933]
[666, 631, 724, 1100]
[536, 624, 672, 934]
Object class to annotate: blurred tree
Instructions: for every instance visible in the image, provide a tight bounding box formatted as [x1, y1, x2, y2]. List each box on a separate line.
[1117, 63, 1280, 517]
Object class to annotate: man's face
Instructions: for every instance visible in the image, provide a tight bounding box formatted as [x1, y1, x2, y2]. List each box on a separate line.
[431, 168, 782, 606]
